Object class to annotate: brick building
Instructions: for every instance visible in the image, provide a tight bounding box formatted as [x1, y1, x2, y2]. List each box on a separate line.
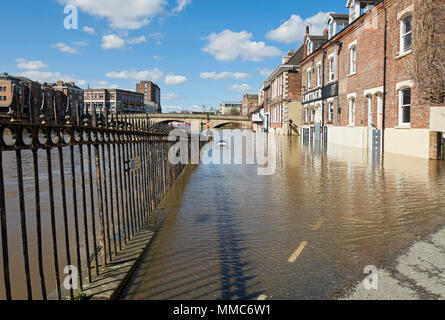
[136, 80, 161, 113]
[300, 0, 444, 159]
[52, 80, 83, 122]
[84, 88, 145, 115]
[262, 47, 304, 135]
[241, 94, 258, 117]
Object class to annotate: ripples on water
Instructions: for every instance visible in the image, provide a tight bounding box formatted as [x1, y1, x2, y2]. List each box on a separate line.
[1, 133, 445, 300]
[122, 134, 445, 300]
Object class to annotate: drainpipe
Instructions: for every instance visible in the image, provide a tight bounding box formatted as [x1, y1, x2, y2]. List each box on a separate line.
[382, 1, 387, 159]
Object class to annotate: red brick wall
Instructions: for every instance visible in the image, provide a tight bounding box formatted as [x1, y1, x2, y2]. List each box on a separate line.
[385, 0, 427, 129]
[288, 71, 302, 100]
[337, 4, 385, 128]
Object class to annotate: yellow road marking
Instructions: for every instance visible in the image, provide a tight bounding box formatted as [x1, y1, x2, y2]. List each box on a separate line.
[288, 241, 308, 263]
[312, 220, 324, 231]
[257, 294, 267, 300]
[344, 217, 373, 224]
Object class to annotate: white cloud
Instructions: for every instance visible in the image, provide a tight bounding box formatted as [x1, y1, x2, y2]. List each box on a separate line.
[16, 58, 46, 70]
[102, 34, 126, 50]
[149, 32, 164, 40]
[228, 84, 253, 93]
[163, 93, 180, 100]
[52, 42, 78, 54]
[106, 68, 187, 85]
[153, 55, 162, 60]
[165, 74, 187, 85]
[83, 26, 96, 35]
[58, 0, 166, 29]
[73, 41, 88, 47]
[127, 36, 147, 44]
[163, 105, 183, 112]
[76, 80, 89, 87]
[106, 68, 165, 81]
[93, 80, 119, 88]
[200, 72, 250, 81]
[172, 0, 191, 15]
[18, 70, 66, 83]
[259, 69, 273, 77]
[266, 12, 330, 44]
[190, 105, 201, 112]
[202, 29, 281, 62]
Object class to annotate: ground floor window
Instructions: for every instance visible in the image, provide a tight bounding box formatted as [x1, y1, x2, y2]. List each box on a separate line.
[328, 102, 334, 123]
[399, 88, 411, 125]
[348, 98, 356, 126]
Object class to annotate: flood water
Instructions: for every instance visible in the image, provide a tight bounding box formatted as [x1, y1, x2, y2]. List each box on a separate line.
[122, 134, 445, 300]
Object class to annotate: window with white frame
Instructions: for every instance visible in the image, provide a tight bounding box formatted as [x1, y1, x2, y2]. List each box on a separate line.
[328, 101, 334, 122]
[399, 88, 411, 125]
[304, 106, 309, 123]
[350, 45, 357, 74]
[348, 98, 356, 126]
[400, 15, 412, 53]
[307, 69, 312, 90]
[317, 64, 322, 87]
[310, 107, 315, 122]
[307, 39, 313, 55]
[329, 57, 335, 82]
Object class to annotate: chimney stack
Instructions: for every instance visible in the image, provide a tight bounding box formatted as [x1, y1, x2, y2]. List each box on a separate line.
[323, 28, 328, 38]
[306, 26, 310, 35]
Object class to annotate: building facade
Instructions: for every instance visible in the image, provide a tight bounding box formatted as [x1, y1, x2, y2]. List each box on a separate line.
[219, 101, 242, 116]
[241, 94, 258, 117]
[264, 48, 304, 135]
[300, 0, 444, 159]
[52, 80, 83, 122]
[84, 88, 145, 114]
[136, 80, 161, 113]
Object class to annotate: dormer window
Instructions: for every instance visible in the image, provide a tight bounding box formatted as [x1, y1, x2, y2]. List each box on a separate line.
[307, 39, 313, 55]
[348, 1, 377, 23]
[328, 20, 335, 39]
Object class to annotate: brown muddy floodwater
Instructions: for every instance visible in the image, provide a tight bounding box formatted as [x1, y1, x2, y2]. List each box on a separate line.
[121, 134, 445, 300]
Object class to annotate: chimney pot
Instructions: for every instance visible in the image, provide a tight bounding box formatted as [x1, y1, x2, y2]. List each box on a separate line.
[323, 29, 328, 37]
[306, 26, 310, 34]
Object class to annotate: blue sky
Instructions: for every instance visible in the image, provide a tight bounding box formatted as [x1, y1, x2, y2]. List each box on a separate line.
[0, 0, 348, 112]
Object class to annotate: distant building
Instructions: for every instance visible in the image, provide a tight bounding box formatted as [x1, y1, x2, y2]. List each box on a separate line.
[84, 88, 145, 114]
[52, 80, 83, 122]
[136, 80, 161, 113]
[262, 47, 304, 135]
[241, 94, 258, 117]
[219, 101, 242, 116]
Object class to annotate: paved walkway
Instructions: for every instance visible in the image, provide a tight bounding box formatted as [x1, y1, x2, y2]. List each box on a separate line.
[344, 227, 445, 300]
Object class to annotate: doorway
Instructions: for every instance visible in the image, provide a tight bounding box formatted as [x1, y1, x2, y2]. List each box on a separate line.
[438, 132, 444, 160]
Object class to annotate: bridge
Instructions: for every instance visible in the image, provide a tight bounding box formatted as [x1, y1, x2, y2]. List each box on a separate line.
[134, 113, 253, 129]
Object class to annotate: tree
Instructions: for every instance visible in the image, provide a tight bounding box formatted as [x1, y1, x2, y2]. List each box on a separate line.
[412, 0, 445, 105]
[228, 108, 241, 116]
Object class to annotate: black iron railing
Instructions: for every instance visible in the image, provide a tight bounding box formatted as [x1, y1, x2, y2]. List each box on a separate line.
[0, 95, 187, 300]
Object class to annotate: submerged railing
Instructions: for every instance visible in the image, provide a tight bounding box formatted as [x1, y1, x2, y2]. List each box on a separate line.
[0, 95, 188, 300]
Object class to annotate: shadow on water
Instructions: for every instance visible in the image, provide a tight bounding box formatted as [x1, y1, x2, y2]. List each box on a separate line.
[211, 174, 259, 300]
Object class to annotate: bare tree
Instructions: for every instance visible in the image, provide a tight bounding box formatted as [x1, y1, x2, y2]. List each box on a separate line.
[412, 0, 445, 105]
